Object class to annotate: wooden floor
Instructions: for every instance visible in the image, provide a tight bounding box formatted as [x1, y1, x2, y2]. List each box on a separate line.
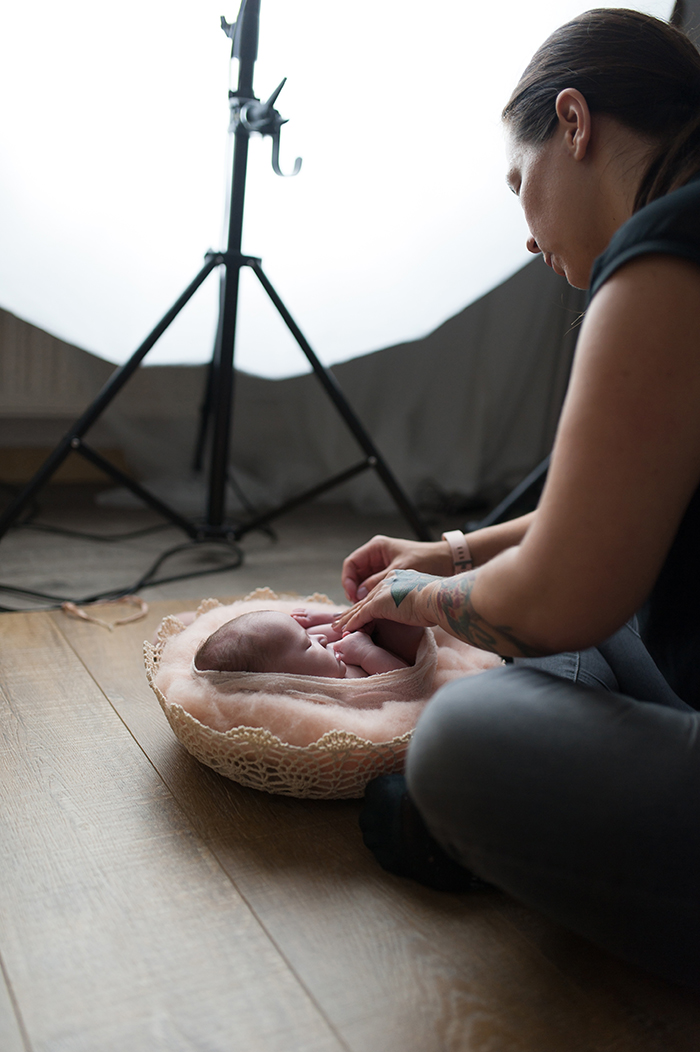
[1, 487, 699, 1050]
[1, 597, 700, 1051]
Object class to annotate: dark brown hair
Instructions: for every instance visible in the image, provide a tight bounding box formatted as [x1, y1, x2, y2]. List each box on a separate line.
[502, 9, 700, 209]
[194, 612, 280, 673]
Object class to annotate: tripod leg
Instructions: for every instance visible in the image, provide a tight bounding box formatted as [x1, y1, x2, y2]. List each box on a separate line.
[249, 260, 431, 541]
[73, 441, 198, 536]
[473, 455, 551, 529]
[192, 270, 227, 472]
[0, 256, 219, 541]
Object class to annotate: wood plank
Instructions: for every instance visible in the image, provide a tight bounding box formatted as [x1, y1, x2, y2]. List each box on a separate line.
[0, 959, 27, 1052]
[493, 899, 700, 1049]
[0, 610, 343, 1052]
[54, 599, 700, 1052]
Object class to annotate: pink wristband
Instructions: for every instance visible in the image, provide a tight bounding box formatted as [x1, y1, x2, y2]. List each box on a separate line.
[441, 530, 473, 574]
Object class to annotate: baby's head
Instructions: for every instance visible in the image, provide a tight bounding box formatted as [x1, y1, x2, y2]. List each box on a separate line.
[194, 610, 343, 677]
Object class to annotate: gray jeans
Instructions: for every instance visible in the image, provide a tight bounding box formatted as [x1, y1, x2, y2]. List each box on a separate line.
[406, 621, 700, 987]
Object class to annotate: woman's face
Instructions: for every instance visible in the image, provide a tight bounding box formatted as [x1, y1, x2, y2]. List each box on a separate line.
[504, 126, 606, 290]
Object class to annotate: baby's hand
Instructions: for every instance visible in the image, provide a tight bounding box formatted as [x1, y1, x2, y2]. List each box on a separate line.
[332, 630, 375, 666]
[307, 624, 343, 643]
[291, 608, 346, 628]
[333, 629, 408, 675]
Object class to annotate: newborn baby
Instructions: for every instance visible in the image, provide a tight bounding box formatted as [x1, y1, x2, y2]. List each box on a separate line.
[194, 608, 423, 679]
[152, 594, 501, 747]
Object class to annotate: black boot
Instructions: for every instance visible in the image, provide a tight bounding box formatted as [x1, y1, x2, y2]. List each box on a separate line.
[359, 774, 493, 893]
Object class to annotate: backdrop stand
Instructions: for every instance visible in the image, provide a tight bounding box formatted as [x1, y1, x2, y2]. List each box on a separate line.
[468, 455, 550, 531]
[0, 0, 430, 548]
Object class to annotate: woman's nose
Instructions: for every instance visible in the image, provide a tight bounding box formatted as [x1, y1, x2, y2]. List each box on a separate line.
[527, 236, 541, 255]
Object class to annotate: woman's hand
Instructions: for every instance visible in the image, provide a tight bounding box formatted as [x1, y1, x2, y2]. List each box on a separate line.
[341, 535, 453, 602]
[334, 569, 443, 634]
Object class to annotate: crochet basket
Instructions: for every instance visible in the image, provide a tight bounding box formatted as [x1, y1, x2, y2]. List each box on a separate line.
[144, 593, 413, 799]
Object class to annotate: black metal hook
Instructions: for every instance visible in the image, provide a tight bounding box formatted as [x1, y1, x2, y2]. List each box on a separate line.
[230, 77, 302, 177]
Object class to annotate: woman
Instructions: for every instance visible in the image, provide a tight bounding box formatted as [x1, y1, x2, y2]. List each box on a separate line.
[334, 10, 700, 988]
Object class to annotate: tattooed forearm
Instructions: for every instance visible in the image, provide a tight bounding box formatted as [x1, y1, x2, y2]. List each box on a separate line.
[436, 573, 542, 657]
[386, 568, 542, 657]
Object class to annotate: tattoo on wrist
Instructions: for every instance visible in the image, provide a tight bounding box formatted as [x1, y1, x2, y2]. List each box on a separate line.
[436, 573, 540, 657]
[390, 570, 440, 611]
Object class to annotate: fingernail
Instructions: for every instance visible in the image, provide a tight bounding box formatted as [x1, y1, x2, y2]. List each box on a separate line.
[357, 586, 367, 599]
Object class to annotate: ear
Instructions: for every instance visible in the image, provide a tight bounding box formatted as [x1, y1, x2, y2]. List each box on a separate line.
[554, 88, 591, 161]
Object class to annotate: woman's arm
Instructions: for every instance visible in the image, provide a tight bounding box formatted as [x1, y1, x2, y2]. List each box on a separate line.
[341, 514, 536, 601]
[460, 512, 536, 566]
[337, 256, 700, 656]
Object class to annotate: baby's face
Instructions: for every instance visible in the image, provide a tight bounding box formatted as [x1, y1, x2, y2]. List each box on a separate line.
[277, 617, 344, 677]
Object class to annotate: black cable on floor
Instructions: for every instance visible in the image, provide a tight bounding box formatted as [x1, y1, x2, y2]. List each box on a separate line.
[0, 474, 289, 611]
[1, 481, 277, 544]
[1, 481, 171, 541]
[16, 521, 173, 542]
[0, 537, 244, 612]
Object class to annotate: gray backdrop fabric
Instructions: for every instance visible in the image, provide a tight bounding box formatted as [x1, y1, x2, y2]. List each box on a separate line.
[0, 258, 585, 514]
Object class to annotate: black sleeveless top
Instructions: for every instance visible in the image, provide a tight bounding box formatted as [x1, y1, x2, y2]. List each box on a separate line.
[589, 176, 700, 708]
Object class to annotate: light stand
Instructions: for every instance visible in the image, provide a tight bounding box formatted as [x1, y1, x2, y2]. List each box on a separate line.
[0, 0, 430, 552]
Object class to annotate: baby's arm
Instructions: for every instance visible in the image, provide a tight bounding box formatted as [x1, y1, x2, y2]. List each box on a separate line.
[291, 608, 345, 643]
[333, 630, 408, 675]
[370, 620, 425, 665]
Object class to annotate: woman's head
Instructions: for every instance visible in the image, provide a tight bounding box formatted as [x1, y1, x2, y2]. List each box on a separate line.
[504, 9, 700, 210]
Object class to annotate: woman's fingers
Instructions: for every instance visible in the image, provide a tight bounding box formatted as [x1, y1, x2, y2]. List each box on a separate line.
[335, 569, 443, 634]
[354, 569, 392, 600]
[333, 597, 376, 634]
[341, 535, 406, 601]
[341, 543, 376, 601]
[342, 536, 455, 601]
[354, 555, 440, 601]
[335, 577, 404, 634]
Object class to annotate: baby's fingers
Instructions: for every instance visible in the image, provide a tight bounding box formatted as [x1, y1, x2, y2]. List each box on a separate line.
[292, 609, 345, 627]
[309, 623, 343, 642]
